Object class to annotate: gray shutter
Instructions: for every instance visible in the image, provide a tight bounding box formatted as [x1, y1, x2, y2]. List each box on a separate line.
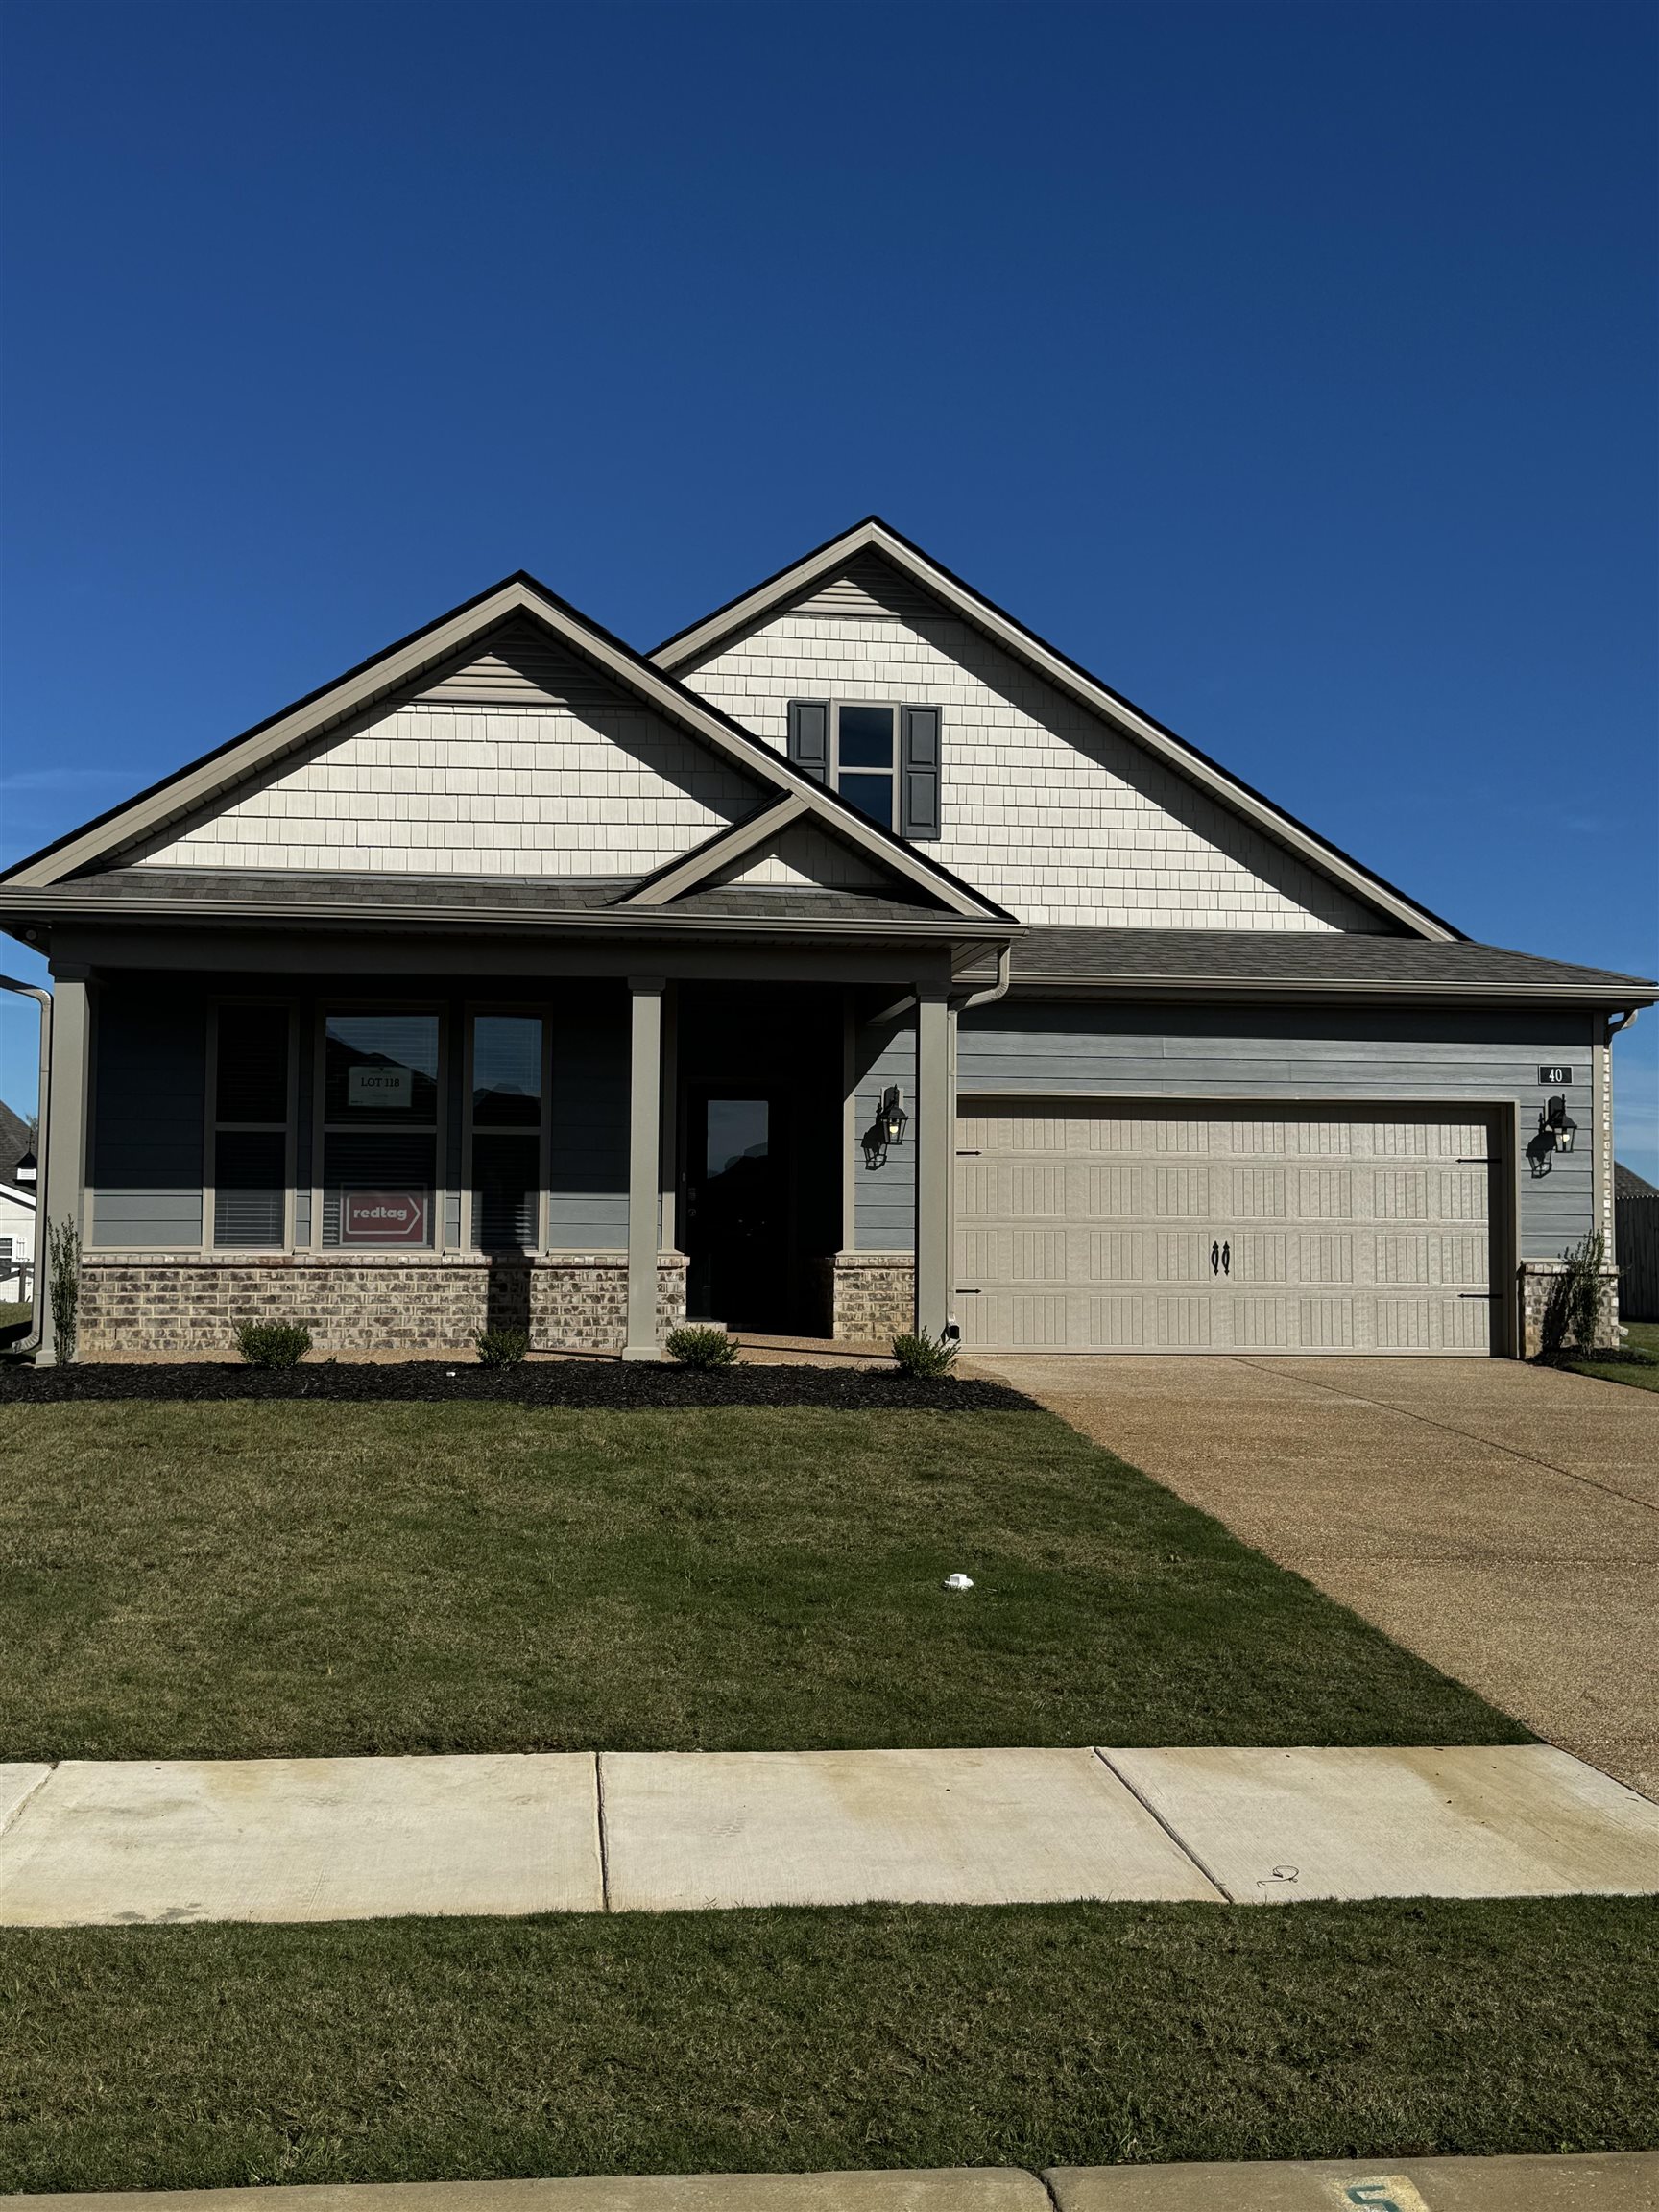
[900, 705, 942, 840]
[787, 700, 830, 782]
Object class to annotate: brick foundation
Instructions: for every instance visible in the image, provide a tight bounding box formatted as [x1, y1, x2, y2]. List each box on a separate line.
[78, 1251, 687, 1358]
[813, 1250, 916, 1343]
[1518, 1259, 1621, 1360]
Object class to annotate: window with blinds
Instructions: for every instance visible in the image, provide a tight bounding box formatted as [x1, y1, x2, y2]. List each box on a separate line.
[322, 1011, 441, 1247]
[469, 1014, 544, 1250]
[211, 1003, 291, 1248]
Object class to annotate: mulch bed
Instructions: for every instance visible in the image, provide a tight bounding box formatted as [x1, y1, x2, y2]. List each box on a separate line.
[0, 1359, 1033, 1410]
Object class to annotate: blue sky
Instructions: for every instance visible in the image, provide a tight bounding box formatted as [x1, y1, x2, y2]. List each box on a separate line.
[1, 0, 1655, 1171]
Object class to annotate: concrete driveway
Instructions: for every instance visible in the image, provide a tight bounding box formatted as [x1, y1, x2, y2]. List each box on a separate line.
[970, 1356, 1659, 1801]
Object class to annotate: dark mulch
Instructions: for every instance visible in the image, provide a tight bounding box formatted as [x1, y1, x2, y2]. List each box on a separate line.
[0, 1358, 1032, 1410]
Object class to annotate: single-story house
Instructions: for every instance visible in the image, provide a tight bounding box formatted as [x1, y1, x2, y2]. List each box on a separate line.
[2, 518, 1652, 1361]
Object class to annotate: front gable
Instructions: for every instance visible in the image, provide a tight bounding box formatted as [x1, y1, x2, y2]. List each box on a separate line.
[656, 524, 1457, 941]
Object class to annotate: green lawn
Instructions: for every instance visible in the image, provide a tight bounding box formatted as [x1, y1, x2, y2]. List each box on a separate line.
[3, 1898, 1653, 2188]
[0, 1401, 1522, 1759]
[1564, 1317, 1659, 1393]
[0, 1302, 28, 1331]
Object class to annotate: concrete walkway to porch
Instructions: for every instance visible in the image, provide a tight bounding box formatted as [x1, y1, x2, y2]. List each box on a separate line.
[0, 1742, 1652, 1927]
[968, 1355, 1659, 1801]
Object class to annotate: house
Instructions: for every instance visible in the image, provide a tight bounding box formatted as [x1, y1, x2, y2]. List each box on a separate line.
[1, 518, 1652, 1362]
[0, 1098, 37, 1304]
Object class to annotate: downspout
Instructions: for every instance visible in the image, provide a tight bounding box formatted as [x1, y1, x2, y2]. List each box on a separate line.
[0, 974, 51, 1358]
[951, 942, 1012, 1013]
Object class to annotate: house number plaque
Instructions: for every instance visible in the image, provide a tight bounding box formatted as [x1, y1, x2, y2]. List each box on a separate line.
[1537, 1065, 1574, 1086]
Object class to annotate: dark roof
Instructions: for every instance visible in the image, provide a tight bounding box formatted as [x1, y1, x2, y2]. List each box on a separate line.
[1616, 1162, 1659, 1200]
[1010, 927, 1657, 1001]
[0, 1098, 34, 1187]
[0, 867, 978, 935]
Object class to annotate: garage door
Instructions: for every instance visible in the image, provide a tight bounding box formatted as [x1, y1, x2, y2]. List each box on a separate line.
[954, 1103, 1495, 1354]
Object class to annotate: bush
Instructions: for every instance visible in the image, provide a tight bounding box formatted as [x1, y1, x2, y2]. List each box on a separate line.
[664, 1325, 737, 1369]
[46, 1214, 82, 1364]
[474, 1327, 530, 1370]
[891, 1329, 958, 1377]
[1540, 1230, 1610, 1359]
[234, 1320, 313, 1369]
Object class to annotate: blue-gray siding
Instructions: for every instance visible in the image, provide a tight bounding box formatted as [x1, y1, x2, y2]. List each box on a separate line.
[957, 1001, 1599, 1258]
[853, 1019, 917, 1251]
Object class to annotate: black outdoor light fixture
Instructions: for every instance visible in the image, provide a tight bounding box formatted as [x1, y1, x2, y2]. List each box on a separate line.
[1527, 1093, 1578, 1177]
[862, 1085, 909, 1169]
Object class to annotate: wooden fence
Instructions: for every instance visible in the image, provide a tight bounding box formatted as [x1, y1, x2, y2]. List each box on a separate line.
[1618, 1193, 1659, 1322]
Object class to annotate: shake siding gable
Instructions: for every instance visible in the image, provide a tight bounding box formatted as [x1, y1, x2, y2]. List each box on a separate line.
[675, 561, 1388, 932]
[132, 628, 767, 878]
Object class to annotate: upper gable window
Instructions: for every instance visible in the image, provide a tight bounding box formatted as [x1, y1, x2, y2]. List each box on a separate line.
[785, 701, 942, 841]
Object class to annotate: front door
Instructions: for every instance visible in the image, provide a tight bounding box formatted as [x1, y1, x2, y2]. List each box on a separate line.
[685, 1091, 788, 1329]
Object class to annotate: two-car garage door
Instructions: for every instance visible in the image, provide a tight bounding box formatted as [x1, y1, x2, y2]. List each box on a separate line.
[954, 1102, 1496, 1354]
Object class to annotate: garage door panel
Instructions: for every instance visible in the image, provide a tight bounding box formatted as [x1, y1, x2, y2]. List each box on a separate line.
[955, 1102, 1495, 1355]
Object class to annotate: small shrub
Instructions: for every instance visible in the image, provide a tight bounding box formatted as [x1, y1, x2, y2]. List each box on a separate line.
[1540, 1230, 1610, 1359]
[234, 1319, 313, 1369]
[891, 1329, 958, 1377]
[46, 1214, 82, 1364]
[665, 1325, 737, 1369]
[474, 1327, 530, 1370]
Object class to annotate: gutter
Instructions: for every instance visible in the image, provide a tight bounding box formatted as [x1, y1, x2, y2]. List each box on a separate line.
[0, 974, 50, 1359]
[1005, 972, 1658, 1007]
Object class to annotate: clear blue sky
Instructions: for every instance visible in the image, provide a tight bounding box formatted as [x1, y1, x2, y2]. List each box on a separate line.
[2, 0, 1655, 1172]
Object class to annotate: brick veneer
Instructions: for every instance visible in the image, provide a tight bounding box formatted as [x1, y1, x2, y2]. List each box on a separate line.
[812, 1251, 916, 1342]
[78, 1251, 687, 1357]
[1517, 1260, 1622, 1360]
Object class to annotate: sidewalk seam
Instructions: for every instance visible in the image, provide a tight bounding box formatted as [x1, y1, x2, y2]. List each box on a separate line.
[1032, 2167, 1064, 2210]
[594, 1751, 612, 1912]
[0, 1763, 57, 1845]
[1094, 1749, 1236, 1903]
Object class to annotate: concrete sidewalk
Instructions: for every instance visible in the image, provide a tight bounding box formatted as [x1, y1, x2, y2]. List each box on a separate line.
[12, 2152, 1658, 2207]
[970, 1355, 1659, 1800]
[0, 1743, 1652, 1927]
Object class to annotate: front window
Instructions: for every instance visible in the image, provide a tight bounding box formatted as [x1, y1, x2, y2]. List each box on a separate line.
[469, 1013, 544, 1250]
[211, 1003, 291, 1247]
[322, 1011, 440, 1248]
[833, 704, 896, 829]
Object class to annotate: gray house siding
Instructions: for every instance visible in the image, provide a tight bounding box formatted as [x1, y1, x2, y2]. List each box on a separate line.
[853, 1018, 917, 1252]
[89, 989, 206, 1247]
[957, 1000, 1600, 1259]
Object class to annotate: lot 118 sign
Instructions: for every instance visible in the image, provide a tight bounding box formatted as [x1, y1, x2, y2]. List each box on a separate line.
[342, 1190, 428, 1244]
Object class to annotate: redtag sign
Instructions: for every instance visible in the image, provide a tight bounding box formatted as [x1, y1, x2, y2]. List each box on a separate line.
[342, 1190, 428, 1245]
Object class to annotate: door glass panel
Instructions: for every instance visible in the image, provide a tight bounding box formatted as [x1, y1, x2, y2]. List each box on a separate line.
[473, 1015, 541, 1127]
[706, 1098, 768, 1175]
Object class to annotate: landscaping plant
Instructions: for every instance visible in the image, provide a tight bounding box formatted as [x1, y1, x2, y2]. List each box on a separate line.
[233, 1320, 313, 1369]
[1540, 1230, 1609, 1358]
[664, 1325, 737, 1369]
[45, 1214, 81, 1364]
[891, 1328, 957, 1377]
[473, 1327, 530, 1370]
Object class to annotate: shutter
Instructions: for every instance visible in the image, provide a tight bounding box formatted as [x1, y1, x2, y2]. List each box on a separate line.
[786, 700, 830, 781]
[901, 705, 942, 840]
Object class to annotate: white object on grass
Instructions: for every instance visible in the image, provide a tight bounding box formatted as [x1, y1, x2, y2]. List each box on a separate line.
[944, 1573, 974, 1592]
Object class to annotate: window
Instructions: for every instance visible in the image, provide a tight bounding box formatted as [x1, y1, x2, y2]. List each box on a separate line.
[833, 705, 897, 829]
[786, 701, 942, 840]
[468, 1013, 545, 1250]
[210, 1003, 292, 1247]
[321, 1011, 441, 1248]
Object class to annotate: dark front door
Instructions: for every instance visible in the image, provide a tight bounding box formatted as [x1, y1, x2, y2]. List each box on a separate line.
[685, 1091, 788, 1329]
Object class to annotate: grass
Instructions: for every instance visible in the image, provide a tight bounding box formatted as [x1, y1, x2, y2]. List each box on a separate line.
[2, 1898, 1654, 2188]
[1562, 1317, 1659, 1393]
[0, 1402, 1523, 1760]
[0, 1301, 28, 1331]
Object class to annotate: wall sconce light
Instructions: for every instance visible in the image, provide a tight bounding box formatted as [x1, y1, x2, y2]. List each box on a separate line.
[861, 1085, 908, 1169]
[1527, 1094, 1578, 1178]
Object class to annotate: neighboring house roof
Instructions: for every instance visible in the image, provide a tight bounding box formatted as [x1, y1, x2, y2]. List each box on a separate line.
[1616, 1162, 1659, 1200]
[1003, 926, 1658, 1003]
[0, 1099, 37, 1200]
[0, 572, 1010, 926]
[652, 516, 1462, 945]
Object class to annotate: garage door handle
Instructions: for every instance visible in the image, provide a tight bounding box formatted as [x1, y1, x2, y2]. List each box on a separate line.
[1222, 1240, 1231, 1277]
[1211, 1241, 1220, 1275]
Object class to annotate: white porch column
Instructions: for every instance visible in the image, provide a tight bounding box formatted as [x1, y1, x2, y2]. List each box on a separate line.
[622, 975, 665, 1360]
[915, 986, 951, 1339]
[39, 968, 90, 1365]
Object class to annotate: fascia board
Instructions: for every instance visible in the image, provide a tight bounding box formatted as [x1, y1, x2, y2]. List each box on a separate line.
[654, 519, 1456, 946]
[6, 566, 1002, 923]
[1003, 974, 1657, 1006]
